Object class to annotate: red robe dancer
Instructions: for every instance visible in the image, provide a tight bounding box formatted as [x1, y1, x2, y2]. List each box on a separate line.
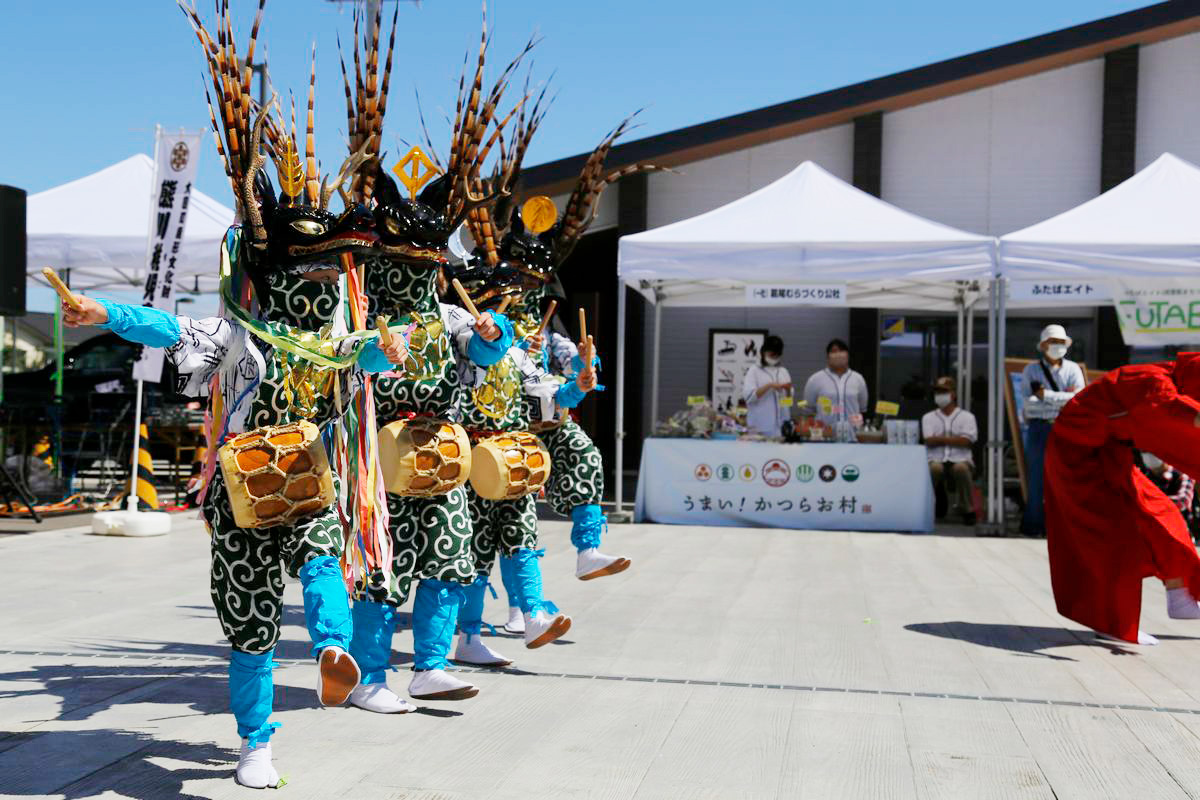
[1045, 353, 1200, 643]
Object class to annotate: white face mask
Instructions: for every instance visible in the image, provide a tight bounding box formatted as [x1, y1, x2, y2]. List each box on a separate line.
[934, 393, 952, 409]
[763, 355, 780, 366]
[1142, 452, 1164, 471]
[1045, 344, 1068, 360]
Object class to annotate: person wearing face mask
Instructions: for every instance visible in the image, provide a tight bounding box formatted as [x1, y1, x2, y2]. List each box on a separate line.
[921, 377, 978, 525]
[1020, 324, 1086, 537]
[803, 339, 869, 428]
[742, 335, 792, 436]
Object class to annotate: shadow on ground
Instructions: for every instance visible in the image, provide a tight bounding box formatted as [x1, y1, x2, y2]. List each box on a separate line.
[900, 621, 1178, 660]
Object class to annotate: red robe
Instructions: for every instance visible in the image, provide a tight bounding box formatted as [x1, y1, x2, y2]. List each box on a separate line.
[1045, 353, 1200, 643]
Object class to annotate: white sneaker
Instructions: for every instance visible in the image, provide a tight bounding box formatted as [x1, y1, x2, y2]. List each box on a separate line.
[1167, 587, 1200, 619]
[236, 739, 280, 789]
[575, 548, 631, 581]
[503, 606, 525, 634]
[524, 609, 571, 649]
[408, 668, 479, 700]
[349, 682, 416, 713]
[454, 633, 512, 666]
[316, 645, 360, 707]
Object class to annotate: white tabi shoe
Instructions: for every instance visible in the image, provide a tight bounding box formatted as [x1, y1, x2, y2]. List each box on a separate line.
[349, 682, 416, 713]
[454, 633, 512, 667]
[1098, 630, 1159, 646]
[1167, 587, 1200, 619]
[575, 548, 631, 581]
[524, 609, 571, 649]
[316, 645, 360, 707]
[236, 739, 280, 789]
[503, 606, 525, 634]
[408, 668, 479, 700]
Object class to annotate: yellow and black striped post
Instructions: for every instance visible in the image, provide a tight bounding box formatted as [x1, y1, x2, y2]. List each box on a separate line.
[128, 424, 159, 511]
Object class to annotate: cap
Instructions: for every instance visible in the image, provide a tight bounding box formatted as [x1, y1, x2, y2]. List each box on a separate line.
[932, 376, 956, 392]
[1039, 324, 1072, 347]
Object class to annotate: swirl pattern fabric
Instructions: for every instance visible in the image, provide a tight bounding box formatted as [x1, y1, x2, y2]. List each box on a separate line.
[467, 489, 539, 568]
[205, 469, 345, 654]
[362, 257, 476, 606]
[541, 419, 604, 516]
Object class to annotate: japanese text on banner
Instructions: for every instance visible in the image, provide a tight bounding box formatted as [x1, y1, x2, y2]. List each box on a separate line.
[745, 284, 847, 306]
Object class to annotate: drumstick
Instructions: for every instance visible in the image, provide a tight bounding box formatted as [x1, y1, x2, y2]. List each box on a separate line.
[43, 267, 83, 311]
[375, 315, 392, 346]
[578, 308, 587, 344]
[496, 295, 514, 314]
[536, 299, 558, 336]
[450, 278, 481, 320]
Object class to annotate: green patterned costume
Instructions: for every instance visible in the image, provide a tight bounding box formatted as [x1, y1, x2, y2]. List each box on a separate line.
[360, 256, 478, 607]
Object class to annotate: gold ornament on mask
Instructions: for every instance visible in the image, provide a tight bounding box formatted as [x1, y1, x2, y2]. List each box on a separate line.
[521, 196, 557, 234]
[471, 357, 522, 420]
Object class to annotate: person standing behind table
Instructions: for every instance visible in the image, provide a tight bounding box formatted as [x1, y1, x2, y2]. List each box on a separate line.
[803, 338, 869, 428]
[742, 335, 792, 436]
[1021, 324, 1085, 537]
[921, 376, 979, 526]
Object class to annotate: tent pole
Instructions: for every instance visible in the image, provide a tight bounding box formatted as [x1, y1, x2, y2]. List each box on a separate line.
[128, 379, 144, 512]
[965, 300, 976, 412]
[650, 297, 662, 426]
[996, 276, 1008, 530]
[986, 279, 997, 525]
[614, 278, 628, 515]
[956, 294, 965, 399]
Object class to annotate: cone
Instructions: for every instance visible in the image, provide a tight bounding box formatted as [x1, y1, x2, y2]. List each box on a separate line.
[129, 424, 159, 511]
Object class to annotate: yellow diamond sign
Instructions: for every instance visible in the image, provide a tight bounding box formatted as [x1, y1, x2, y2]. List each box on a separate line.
[393, 146, 440, 198]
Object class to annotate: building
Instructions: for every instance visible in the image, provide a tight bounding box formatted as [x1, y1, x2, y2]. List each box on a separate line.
[519, 0, 1200, 482]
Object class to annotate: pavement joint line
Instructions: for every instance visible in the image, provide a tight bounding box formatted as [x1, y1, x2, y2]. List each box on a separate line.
[7, 648, 1200, 716]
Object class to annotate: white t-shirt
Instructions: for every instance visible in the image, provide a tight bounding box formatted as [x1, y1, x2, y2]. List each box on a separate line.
[742, 364, 792, 436]
[803, 368, 868, 426]
[921, 407, 978, 465]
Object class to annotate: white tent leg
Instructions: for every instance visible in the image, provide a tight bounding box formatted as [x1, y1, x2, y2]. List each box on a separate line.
[956, 297, 965, 398]
[614, 280, 628, 514]
[965, 301, 976, 412]
[986, 280, 997, 525]
[128, 379, 144, 512]
[651, 300, 662, 427]
[995, 277, 1008, 530]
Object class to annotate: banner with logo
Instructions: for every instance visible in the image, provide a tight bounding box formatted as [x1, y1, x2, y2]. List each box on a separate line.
[635, 439, 934, 533]
[1112, 278, 1200, 346]
[709, 329, 766, 414]
[132, 127, 203, 382]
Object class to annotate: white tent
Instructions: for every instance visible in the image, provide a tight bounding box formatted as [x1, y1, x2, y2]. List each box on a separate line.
[26, 154, 235, 292]
[613, 161, 1002, 521]
[1000, 153, 1200, 281]
[619, 161, 995, 311]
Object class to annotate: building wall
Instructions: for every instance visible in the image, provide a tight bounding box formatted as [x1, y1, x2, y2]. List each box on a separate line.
[1137, 30, 1200, 169]
[881, 59, 1104, 235]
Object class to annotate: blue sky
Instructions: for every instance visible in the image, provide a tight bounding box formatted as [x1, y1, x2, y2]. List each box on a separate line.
[5, 0, 1150, 311]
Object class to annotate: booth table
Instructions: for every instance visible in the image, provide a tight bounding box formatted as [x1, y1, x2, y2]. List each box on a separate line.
[635, 438, 934, 533]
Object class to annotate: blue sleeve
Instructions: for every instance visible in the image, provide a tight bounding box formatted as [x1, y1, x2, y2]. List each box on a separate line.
[570, 353, 602, 373]
[466, 311, 514, 367]
[555, 379, 588, 409]
[97, 299, 181, 348]
[356, 339, 393, 374]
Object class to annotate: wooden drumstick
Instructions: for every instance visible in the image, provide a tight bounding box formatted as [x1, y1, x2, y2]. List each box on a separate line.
[536, 299, 558, 336]
[496, 295, 514, 314]
[375, 315, 393, 346]
[450, 278, 481, 320]
[581, 334, 595, 373]
[43, 267, 83, 311]
[578, 308, 588, 344]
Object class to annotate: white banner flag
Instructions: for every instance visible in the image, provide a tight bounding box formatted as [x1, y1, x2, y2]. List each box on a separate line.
[1112, 278, 1200, 346]
[132, 128, 203, 382]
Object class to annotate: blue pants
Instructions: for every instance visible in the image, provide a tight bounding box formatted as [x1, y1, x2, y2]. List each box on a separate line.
[1023, 420, 1052, 536]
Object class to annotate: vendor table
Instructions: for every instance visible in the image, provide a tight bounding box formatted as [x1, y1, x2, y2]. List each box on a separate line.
[635, 438, 934, 533]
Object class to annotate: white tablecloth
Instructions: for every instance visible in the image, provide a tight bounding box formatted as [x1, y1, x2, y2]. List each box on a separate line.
[634, 439, 934, 533]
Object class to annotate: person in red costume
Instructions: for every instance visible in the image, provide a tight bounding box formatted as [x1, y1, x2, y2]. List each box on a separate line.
[1045, 353, 1200, 646]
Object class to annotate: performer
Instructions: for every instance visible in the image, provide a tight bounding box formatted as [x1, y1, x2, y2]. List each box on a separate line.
[449, 262, 597, 657]
[1045, 354, 1200, 646]
[337, 7, 527, 712]
[58, 4, 404, 789]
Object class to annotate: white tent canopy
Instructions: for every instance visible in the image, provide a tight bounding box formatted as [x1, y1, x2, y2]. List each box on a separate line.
[1000, 153, 1200, 280]
[26, 154, 235, 292]
[618, 161, 995, 311]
